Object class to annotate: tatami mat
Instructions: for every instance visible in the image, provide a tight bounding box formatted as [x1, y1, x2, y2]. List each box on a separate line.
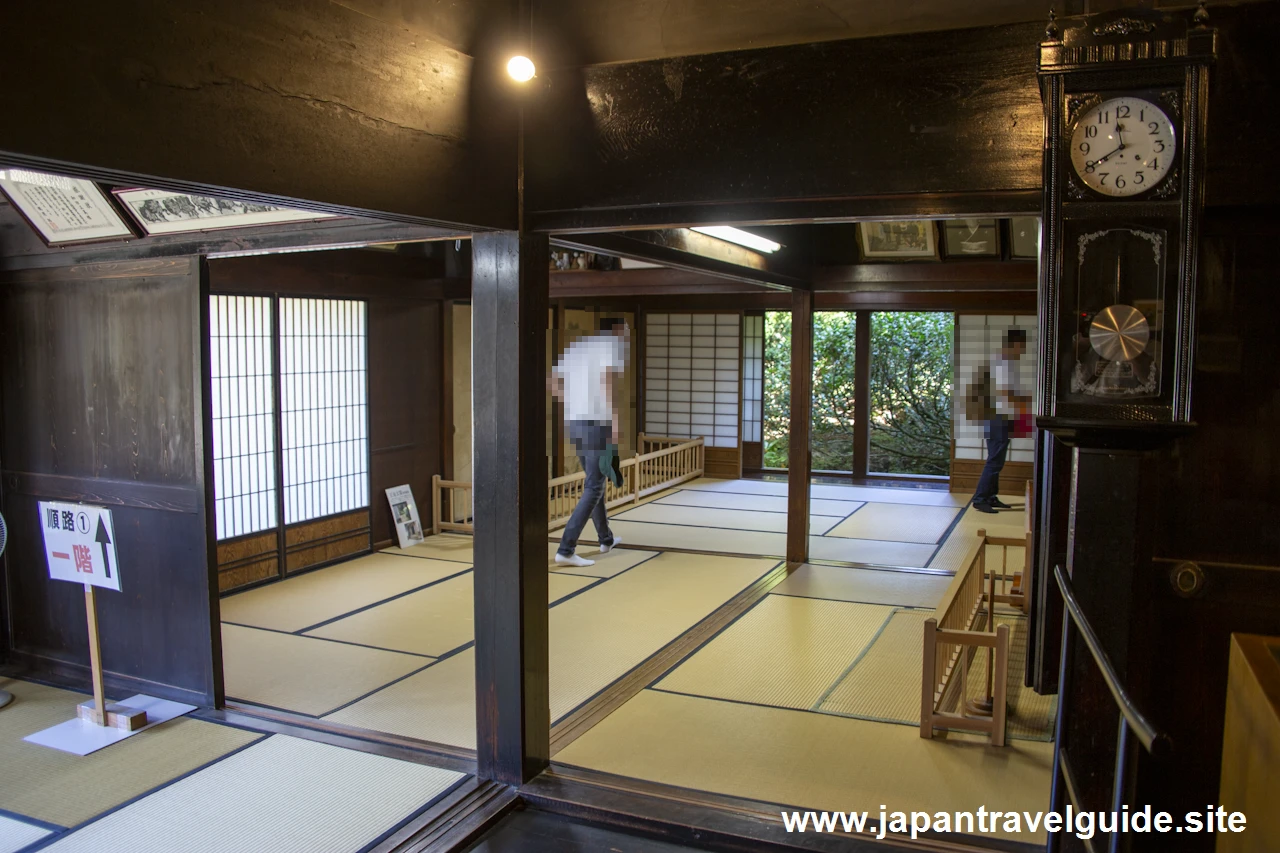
[383, 533, 476, 563]
[325, 650, 478, 748]
[305, 572, 597, 657]
[220, 551, 468, 633]
[328, 551, 779, 747]
[38, 735, 463, 853]
[817, 610, 1055, 741]
[591, 521, 941, 569]
[927, 504, 1025, 573]
[826, 503, 960, 544]
[611, 503, 844, 535]
[583, 520, 785, 557]
[0, 678, 261, 828]
[683, 478, 968, 507]
[0, 814, 49, 853]
[222, 624, 429, 716]
[554, 689, 1052, 843]
[817, 608, 932, 723]
[772, 563, 953, 609]
[306, 574, 474, 658]
[550, 547, 659, 578]
[807, 536, 939, 567]
[964, 617, 1058, 741]
[657, 596, 892, 710]
[656, 489, 861, 517]
[548, 552, 779, 720]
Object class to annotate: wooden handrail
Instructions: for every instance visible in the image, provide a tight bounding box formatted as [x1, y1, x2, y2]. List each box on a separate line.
[432, 435, 705, 536]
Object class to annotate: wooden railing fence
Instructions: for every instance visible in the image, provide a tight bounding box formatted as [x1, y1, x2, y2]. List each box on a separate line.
[921, 527, 1012, 746]
[432, 434, 704, 535]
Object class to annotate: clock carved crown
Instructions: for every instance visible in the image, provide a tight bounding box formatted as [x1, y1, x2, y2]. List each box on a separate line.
[1036, 4, 1216, 438]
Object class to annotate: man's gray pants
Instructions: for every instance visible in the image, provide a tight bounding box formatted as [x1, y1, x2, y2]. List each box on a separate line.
[557, 420, 615, 556]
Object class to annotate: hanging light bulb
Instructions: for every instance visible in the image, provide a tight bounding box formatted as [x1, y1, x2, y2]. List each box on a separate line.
[507, 55, 536, 82]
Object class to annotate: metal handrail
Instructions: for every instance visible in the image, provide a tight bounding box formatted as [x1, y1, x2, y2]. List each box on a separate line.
[1054, 564, 1171, 756]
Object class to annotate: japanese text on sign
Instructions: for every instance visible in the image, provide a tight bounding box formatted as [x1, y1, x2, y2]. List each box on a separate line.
[38, 501, 122, 592]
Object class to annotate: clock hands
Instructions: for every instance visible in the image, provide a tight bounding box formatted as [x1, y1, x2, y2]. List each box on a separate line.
[1085, 123, 1127, 170]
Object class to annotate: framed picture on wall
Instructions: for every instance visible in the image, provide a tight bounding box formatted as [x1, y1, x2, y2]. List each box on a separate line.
[112, 188, 339, 236]
[856, 220, 938, 260]
[941, 218, 1001, 258]
[1010, 216, 1041, 259]
[0, 168, 136, 246]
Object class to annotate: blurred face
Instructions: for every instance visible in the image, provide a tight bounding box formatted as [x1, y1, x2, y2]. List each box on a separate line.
[1009, 341, 1027, 360]
[614, 322, 631, 346]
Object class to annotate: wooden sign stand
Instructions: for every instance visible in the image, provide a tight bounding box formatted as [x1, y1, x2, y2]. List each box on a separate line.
[75, 584, 147, 731]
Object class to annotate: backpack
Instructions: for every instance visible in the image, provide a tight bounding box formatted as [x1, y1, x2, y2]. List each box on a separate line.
[964, 363, 996, 421]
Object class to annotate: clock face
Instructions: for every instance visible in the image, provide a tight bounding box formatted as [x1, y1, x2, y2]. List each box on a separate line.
[1069, 96, 1177, 198]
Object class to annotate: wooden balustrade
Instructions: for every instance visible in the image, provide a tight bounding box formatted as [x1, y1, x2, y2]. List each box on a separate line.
[921, 527, 1011, 747]
[432, 435, 705, 535]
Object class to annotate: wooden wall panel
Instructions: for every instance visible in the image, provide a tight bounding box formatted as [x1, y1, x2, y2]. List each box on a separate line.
[284, 510, 371, 573]
[369, 299, 444, 548]
[948, 459, 1033, 497]
[0, 1, 505, 228]
[0, 257, 217, 705]
[704, 448, 743, 480]
[216, 531, 278, 593]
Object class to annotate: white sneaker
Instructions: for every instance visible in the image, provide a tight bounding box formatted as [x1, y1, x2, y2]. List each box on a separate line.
[555, 552, 595, 567]
[600, 535, 622, 554]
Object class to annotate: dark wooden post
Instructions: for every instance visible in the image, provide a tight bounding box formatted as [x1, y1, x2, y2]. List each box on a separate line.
[787, 287, 814, 565]
[852, 309, 872, 480]
[471, 231, 550, 786]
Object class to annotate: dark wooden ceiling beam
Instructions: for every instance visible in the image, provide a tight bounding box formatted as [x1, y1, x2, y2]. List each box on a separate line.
[816, 260, 1037, 291]
[549, 266, 772, 297]
[553, 230, 810, 291]
[533, 191, 1043, 234]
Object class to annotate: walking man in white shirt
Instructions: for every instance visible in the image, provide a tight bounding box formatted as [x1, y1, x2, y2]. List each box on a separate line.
[972, 328, 1031, 514]
[549, 318, 629, 566]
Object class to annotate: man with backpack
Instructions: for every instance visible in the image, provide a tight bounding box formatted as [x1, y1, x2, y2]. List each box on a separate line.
[971, 329, 1032, 514]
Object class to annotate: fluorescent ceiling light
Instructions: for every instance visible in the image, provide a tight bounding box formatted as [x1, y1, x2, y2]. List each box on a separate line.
[690, 226, 781, 254]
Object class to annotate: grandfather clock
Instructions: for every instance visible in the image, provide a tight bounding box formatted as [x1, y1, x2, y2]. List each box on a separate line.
[1036, 4, 1215, 848]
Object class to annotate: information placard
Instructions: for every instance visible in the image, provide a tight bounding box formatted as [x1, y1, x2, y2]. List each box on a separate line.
[38, 501, 121, 591]
[385, 485, 425, 550]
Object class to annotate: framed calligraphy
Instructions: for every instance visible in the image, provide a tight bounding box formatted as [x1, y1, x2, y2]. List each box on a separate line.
[0, 169, 136, 246]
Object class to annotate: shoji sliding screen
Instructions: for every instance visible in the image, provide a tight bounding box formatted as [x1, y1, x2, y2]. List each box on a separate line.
[279, 298, 369, 524]
[210, 295, 372, 593]
[210, 296, 277, 541]
[644, 312, 743, 478]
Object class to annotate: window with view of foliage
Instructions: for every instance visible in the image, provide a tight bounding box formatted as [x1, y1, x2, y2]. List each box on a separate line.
[763, 310, 953, 476]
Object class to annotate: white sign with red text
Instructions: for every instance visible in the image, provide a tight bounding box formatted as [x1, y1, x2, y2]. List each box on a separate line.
[38, 501, 121, 592]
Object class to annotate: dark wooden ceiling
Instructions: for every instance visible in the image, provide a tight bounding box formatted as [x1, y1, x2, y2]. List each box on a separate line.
[330, 0, 1262, 66]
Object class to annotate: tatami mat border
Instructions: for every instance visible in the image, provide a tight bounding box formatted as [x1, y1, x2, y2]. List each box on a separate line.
[0, 808, 63, 834]
[926, 503, 972, 565]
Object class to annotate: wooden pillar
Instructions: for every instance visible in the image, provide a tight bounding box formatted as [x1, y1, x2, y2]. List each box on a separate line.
[787, 287, 814, 565]
[852, 309, 872, 480]
[471, 231, 550, 786]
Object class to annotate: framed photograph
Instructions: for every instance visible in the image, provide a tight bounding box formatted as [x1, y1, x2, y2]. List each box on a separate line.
[0, 168, 136, 246]
[1010, 216, 1041, 259]
[113, 188, 339, 236]
[856, 220, 938, 260]
[942, 218, 1001, 258]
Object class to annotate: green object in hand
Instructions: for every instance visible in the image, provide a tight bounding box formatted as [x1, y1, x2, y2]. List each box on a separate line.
[599, 444, 622, 487]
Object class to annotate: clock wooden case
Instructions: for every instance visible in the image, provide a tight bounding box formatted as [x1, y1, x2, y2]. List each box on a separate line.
[1037, 6, 1216, 444]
